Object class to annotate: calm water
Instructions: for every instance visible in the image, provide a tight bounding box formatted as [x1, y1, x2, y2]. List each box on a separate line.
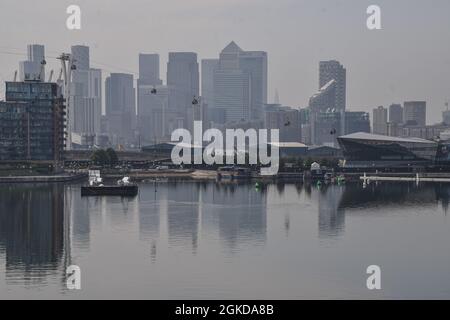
[0, 180, 450, 299]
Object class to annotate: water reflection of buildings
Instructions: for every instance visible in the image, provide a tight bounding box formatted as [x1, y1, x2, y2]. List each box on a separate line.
[315, 185, 346, 238]
[136, 181, 267, 256]
[0, 184, 66, 283]
[308, 182, 450, 239]
[202, 182, 267, 250]
[339, 182, 445, 208]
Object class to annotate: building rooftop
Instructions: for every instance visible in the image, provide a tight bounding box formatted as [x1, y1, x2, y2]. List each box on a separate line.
[268, 142, 308, 148]
[338, 132, 435, 144]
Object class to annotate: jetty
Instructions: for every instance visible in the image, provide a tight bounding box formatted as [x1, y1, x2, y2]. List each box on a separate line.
[360, 172, 450, 183]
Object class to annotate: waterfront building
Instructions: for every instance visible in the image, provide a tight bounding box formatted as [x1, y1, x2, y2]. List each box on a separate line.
[0, 81, 65, 162]
[307, 145, 342, 159]
[337, 132, 438, 168]
[268, 142, 308, 157]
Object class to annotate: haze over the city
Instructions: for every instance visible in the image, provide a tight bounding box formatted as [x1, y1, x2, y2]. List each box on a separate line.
[0, 0, 449, 124]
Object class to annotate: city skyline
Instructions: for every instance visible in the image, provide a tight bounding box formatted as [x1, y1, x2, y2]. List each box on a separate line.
[0, 0, 449, 124]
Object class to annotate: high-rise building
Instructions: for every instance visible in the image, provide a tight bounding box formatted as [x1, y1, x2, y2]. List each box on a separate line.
[443, 110, 450, 126]
[212, 42, 268, 125]
[309, 80, 337, 112]
[137, 84, 177, 144]
[373, 106, 388, 135]
[312, 111, 343, 147]
[308, 79, 344, 145]
[389, 103, 403, 124]
[319, 60, 346, 111]
[263, 104, 301, 142]
[69, 46, 102, 148]
[137, 54, 164, 143]
[71, 45, 90, 70]
[27, 44, 45, 63]
[345, 111, 370, 134]
[19, 44, 46, 82]
[306, 60, 346, 146]
[201, 59, 219, 112]
[138, 54, 162, 86]
[0, 81, 65, 162]
[239, 50, 268, 120]
[105, 73, 136, 146]
[167, 52, 199, 130]
[403, 101, 426, 126]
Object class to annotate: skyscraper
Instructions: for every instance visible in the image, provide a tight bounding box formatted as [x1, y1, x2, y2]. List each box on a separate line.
[389, 103, 403, 124]
[138, 54, 162, 86]
[137, 53, 164, 143]
[105, 73, 136, 146]
[19, 44, 46, 82]
[373, 106, 388, 135]
[70, 45, 102, 147]
[403, 101, 426, 126]
[201, 59, 219, 111]
[308, 79, 343, 145]
[319, 60, 346, 111]
[264, 104, 301, 142]
[71, 45, 90, 70]
[239, 50, 268, 120]
[27, 44, 45, 63]
[212, 41, 267, 125]
[167, 52, 199, 129]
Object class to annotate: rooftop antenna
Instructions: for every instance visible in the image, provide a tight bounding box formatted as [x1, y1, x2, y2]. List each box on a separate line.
[13, 70, 17, 82]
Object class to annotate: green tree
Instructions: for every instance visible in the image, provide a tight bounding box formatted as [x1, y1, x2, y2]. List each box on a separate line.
[304, 157, 314, 169]
[91, 149, 109, 166]
[106, 148, 119, 166]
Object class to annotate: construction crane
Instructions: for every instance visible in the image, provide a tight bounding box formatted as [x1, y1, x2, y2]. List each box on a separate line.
[39, 58, 46, 82]
[57, 68, 63, 82]
[48, 70, 54, 82]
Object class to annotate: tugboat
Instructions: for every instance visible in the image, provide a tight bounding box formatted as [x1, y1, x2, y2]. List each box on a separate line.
[81, 170, 139, 197]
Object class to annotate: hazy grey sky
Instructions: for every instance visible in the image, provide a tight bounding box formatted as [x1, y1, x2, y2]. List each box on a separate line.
[1, 0, 449, 123]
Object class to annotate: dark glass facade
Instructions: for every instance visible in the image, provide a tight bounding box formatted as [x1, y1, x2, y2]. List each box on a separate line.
[0, 82, 65, 161]
[337, 133, 438, 167]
